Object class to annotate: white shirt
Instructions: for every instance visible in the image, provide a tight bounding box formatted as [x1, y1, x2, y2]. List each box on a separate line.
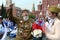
[46, 18, 55, 32]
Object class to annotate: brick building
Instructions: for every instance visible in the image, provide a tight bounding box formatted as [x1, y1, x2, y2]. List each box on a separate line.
[32, 0, 60, 17]
[38, 0, 60, 16]
[6, 0, 22, 17]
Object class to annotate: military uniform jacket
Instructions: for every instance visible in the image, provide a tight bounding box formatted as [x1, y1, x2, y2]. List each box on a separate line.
[16, 18, 34, 40]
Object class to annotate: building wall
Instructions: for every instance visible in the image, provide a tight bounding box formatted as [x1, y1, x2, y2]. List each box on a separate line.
[6, 0, 12, 7]
[6, 4, 22, 18]
[38, 0, 60, 15]
[38, 5, 42, 11]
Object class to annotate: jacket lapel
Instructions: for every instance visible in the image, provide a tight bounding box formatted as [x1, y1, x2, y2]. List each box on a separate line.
[52, 18, 59, 26]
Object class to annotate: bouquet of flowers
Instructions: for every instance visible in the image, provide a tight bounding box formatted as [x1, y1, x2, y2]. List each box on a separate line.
[31, 19, 43, 38]
[31, 29, 42, 38]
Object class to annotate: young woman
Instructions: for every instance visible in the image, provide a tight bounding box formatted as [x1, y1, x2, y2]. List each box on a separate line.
[45, 6, 60, 40]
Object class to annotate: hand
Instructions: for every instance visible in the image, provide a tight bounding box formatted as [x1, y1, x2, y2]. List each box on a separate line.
[44, 30, 47, 34]
[43, 28, 47, 34]
[42, 27, 47, 34]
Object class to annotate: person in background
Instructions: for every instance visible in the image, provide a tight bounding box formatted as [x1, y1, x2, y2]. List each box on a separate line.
[0, 16, 7, 40]
[5, 17, 11, 36]
[3, 17, 8, 26]
[9, 20, 18, 38]
[45, 6, 60, 40]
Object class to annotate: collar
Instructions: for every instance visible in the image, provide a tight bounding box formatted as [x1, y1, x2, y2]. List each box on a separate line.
[54, 17, 59, 23]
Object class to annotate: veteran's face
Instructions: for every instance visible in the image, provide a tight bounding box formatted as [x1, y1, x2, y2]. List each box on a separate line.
[22, 12, 29, 21]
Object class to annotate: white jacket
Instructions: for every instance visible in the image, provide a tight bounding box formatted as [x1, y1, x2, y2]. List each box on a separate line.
[46, 18, 60, 40]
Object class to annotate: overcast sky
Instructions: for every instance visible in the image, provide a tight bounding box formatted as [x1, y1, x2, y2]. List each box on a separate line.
[0, 0, 42, 11]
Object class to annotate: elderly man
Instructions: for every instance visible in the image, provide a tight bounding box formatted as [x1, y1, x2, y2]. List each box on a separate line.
[45, 6, 60, 40]
[16, 9, 34, 40]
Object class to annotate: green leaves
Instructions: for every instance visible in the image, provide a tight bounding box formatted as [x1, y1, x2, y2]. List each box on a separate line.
[29, 13, 35, 19]
[1, 4, 7, 18]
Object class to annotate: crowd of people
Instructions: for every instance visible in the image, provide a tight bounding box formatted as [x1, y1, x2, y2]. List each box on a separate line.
[31, 6, 60, 40]
[0, 6, 60, 40]
[0, 16, 18, 40]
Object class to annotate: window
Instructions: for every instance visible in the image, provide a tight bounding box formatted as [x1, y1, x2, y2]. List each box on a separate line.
[58, 3, 60, 7]
[40, 12, 42, 15]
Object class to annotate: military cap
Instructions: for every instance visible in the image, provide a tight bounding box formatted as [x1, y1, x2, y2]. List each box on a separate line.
[48, 6, 60, 13]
